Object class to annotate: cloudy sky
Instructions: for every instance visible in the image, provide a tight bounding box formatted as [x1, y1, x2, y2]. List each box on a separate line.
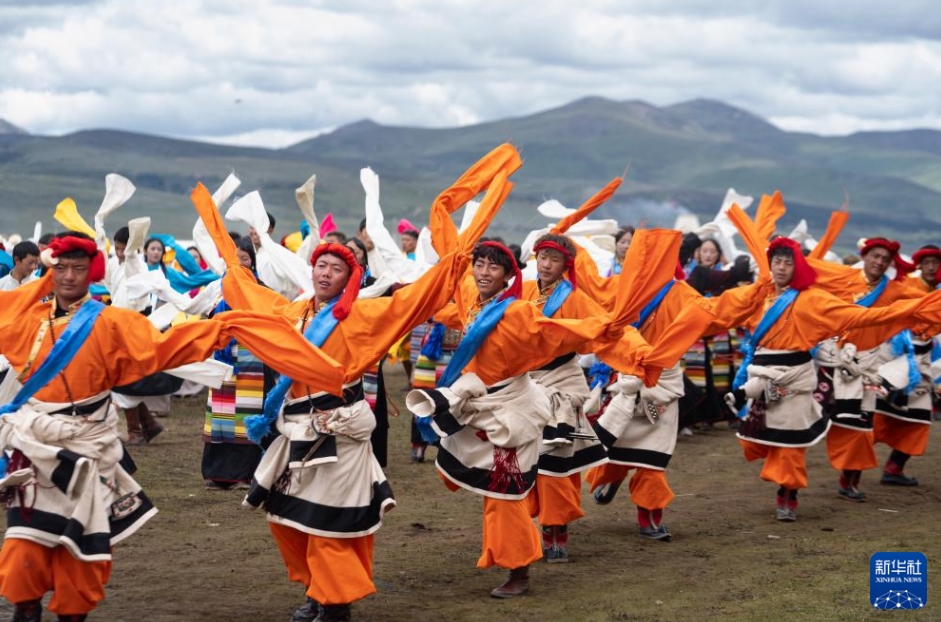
[2, 0, 940, 147]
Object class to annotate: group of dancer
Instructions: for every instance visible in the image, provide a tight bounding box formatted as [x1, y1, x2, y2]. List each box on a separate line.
[0, 144, 938, 622]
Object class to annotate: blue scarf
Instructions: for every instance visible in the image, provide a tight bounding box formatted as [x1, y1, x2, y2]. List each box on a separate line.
[244, 299, 340, 444]
[542, 280, 573, 318]
[0, 299, 105, 417]
[732, 288, 800, 392]
[889, 330, 921, 394]
[0, 299, 105, 475]
[416, 295, 515, 443]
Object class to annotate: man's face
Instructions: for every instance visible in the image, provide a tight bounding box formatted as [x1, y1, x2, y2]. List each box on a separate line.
[536, 249, 566, 286]
[862, 246, 893, 282]
[145, 241, 164, 266]
[114, 241, 126, 263]
[52, 255, 91, 304]
[312, 254, 351, 301]
[771, 254, 795, 289]
[920, 257, 941, 284]
[14, 253, 39, 278]
[324, 232, 344, 245]
[473, 256, 508, 300]
[401, 234, 417, 254]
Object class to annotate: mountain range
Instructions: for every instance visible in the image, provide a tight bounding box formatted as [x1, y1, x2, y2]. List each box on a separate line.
[1, 96, 939, 252]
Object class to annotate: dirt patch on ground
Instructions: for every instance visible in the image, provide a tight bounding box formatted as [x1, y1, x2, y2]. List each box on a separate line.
[2, 366, 939, 621]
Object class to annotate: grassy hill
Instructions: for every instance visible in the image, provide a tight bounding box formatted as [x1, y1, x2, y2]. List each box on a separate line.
[1, 97, 939, 252]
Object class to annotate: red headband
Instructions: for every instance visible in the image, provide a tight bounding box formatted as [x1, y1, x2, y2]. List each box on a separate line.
[767, 237, 817, 290]
[533, 240, 578, 290]
[310, 243, 363, 320]
[479, 241, 522, 301]
[46, 235, 106, 283]
[912, 246, 941, 266]
[861, 237, 914, 281]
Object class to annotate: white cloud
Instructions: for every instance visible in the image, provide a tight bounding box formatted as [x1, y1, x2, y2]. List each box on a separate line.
[2, 0, 941, 146]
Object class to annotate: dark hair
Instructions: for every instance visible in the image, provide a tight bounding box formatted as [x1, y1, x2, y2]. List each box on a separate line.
[38, 232, 55, 245]
[266, 211, 276, 231]
[346, 237, 369, 268]
[508, 243, 527, 269]
[401, 229, 419, 240]
[919, 244, 941, 252]
[113, 226, 130, 245]
[228, 231, 242, 242]
[769, 245, 795, 261]
[472, 243, 515, 275]
[479, 236, 506, 246]
[236, 237, 257, 271]
[12, 240, 40, 262]
[186, 245, 202, 259]
[534, 233, 576, 259]
[614, 226, 636, 244]
[324, 231, 348, 243]
[359, 218, 367, 233]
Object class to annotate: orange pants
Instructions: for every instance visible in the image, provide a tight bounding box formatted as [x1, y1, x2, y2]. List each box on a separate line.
[873, 414, 930, 457]
[0, 539, 111, 615]
[584, 463, 674, 510]
[739, 439, 807, 489]
[477, 497, 542, 570]
[269, 523, 375, 606]
[826, 425, 877, 471]
[527, 473, 585, 526]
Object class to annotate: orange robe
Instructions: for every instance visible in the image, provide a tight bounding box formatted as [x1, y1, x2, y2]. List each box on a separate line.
[737, 284, 941, 489]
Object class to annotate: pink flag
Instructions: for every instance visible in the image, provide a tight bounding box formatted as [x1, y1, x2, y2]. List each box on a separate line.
[319, 213, 337, 237]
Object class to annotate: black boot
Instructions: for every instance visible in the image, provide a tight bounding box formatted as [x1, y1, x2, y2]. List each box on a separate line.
[315, 604, 351, 622]
[12, 599, 42, 622]
[290, 597, 321, 622]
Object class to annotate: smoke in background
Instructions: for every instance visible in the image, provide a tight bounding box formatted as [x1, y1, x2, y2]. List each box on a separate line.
[598, 199, 694, 229]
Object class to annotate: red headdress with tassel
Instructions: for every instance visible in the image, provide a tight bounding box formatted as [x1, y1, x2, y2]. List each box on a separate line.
[310, 243, 363, 320]
[767, 237, 817, 291]
[912, 245, 941, 266]
[532, 239, 578, 289]
[43, 235, 106, 282]
[860, 237, 914, 282]
[478, 241, 522, 301]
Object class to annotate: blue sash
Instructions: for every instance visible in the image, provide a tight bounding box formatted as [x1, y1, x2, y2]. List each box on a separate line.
[438, 297, 514, 389]
[415, 296, 514, 443]
[245, 299, 340, 444]
[542, 280, 573, 318]
[634, 281, 675, 329]
[732, 289, 799, 391]
[857, 275, 888, 308]
[0, 299, 105, 417]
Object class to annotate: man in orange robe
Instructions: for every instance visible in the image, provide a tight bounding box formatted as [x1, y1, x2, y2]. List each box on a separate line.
[191, 145, 520, 622]
[871, 243, 941, 485]
[409, 231, 715, 598]
[522, 233, 608, 563]
[729, 238, 941, 521]
[0, 233, 343, 622]
[813, 238, 922, 499]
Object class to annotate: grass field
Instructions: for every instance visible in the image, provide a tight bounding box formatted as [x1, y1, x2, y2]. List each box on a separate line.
[2, 365, 939, 621]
